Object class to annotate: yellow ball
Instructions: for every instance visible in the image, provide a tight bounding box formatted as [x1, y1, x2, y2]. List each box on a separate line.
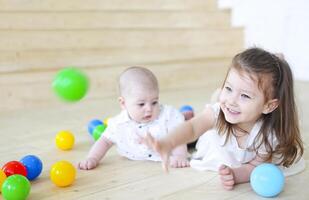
[55, 130, 75, 150]
[50, 161, 76, 187]
[0, 169, 7, 193]
[103, 117, 109, 125]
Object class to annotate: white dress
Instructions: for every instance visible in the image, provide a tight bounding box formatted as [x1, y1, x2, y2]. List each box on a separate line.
[103, 104, 184, 161]
[190, 103, 305, 176]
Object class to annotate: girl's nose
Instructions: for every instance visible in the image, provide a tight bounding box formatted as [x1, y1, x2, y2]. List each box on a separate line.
[227, 93, 238, 106]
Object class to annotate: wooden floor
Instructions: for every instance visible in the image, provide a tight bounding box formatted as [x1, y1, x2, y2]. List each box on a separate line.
[0, 80, 309, 200]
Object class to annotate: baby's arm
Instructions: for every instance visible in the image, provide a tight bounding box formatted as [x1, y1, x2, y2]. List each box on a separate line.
[219, 155, 268, 190]
[78, 136, 113, 170]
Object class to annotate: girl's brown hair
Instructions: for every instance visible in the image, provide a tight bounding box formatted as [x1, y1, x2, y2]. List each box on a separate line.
[217, 47, 304, 167]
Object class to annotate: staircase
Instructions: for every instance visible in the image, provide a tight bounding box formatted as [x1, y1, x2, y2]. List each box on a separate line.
[0, 0, 243, 111]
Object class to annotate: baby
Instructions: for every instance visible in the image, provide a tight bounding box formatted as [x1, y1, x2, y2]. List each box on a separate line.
[78, 66, 189, 170]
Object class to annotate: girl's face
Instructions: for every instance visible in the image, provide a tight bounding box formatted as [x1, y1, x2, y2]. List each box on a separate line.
[119, 88, 160, 124]
[219, 68, 273, 132]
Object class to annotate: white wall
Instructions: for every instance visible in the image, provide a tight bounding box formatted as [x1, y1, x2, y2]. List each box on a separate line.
[218, 0, 309, 81]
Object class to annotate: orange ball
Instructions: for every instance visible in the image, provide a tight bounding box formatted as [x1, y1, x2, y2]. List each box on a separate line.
[0, 169, 7, 193]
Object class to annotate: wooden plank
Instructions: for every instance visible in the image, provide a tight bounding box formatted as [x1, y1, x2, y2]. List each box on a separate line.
[0, 0, 218, 11]
[0, 29, 243, 51]
[0, 11, 231, 30]
[0, 46, 243, 73]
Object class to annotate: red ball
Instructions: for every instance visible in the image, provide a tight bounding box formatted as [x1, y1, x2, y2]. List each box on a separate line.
[2, 161, 27, 177]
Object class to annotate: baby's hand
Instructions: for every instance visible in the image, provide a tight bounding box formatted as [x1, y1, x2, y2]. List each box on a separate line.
[169, 156, 190, 168]
[78, 157, 99, 170]
[218, 165, 235, 190]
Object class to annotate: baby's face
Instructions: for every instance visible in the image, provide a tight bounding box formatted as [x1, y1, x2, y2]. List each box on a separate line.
[121, 88, 160, 123]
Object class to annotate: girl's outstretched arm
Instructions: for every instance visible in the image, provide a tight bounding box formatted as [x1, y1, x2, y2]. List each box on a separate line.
[144, 107, 216, 171]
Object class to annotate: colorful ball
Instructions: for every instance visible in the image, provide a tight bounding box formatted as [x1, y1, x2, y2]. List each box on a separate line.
[52, 67, 89, 102]
[50, 161, 76, 187]
[0, 169, 7, 193]
[55, 130, 75, 150]
[20, 155, 43, 181]
[92, 124, 107, 141]
[88, 119, 103, 135]
[103, 117, 110, 125]
[179, 105, 194, 113]
[2, 161, 27, 177]
[250, 163, 285, 197]
[1, 174, 31, 200]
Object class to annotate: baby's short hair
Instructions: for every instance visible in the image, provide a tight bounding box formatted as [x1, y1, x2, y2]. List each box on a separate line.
[118, 66, 159, 97]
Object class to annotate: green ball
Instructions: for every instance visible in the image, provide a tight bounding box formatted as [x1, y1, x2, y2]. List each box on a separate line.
[2, 175, 31, 200]
[93, 124, 107, 141]
[52, 67, 89, 102]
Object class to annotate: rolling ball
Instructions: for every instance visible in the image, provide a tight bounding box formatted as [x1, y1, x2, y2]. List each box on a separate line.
[250, 163, 285, 197]
[52, 67, 89, 102]
[2, 161, 27, 177]
[88, 119, 103, 135]
[20, 155, 43, 181]
[50, 161, 76, 187]
[1, 174, 31, 200]
[55, 130, 75, 150]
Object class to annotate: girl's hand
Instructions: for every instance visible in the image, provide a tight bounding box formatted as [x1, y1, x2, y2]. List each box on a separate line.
[78, 157, 98, 170]
[169, 155, 190, 168]
[219, 165, 235, 190]
[142, 132, 173, 172]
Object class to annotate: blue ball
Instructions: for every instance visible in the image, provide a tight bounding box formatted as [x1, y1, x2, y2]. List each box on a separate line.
[88, 119, 103, 135]
[20, 155, 43, 181]
[250, 163, 285, 197]
[180, 105, 194, 113]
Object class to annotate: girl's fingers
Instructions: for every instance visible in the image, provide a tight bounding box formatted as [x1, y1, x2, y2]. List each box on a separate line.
[162, 154, 170, 172]
[220, 174, 234, 181]
[219, 165, 231, 175]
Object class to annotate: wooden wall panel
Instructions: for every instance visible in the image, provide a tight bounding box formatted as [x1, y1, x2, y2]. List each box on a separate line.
[0, 11, 231, 30]
[0, 29, 243, 51]
[0, 0, 218, 11]
[0, 0, 243, 111]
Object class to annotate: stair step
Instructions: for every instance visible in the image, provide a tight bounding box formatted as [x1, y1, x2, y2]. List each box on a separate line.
[0, 0, 218, 11]
[0, 58, 230, 111]
[0, 11, 231, 30]
[0, 45, 243, 73]
[0, 29, 243, 51]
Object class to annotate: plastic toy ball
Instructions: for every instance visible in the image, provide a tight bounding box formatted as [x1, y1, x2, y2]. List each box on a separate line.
[88, 119, 103, 135]
[20, 155, 43, 181]
[1, 174, 31, 200]
[179, 105, 194, 113]
[250, 163, 285, 197]
[179, 105, 194, 121]
[0, 169, 7, 193]
[50, 161, 76, 187]
[103, 117, 110, 125]
[52, 67, 89, 102]
[55, 130, 75, 150]
[2, 161, 27, 177]
[92, 124, 107, 141]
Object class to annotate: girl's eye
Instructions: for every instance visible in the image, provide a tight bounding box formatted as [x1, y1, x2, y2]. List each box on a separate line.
[138, 103, 145, 107]
[152, 101, 158, 105]
[225, 86, 232, 92]
[241, 94, 251, 99]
